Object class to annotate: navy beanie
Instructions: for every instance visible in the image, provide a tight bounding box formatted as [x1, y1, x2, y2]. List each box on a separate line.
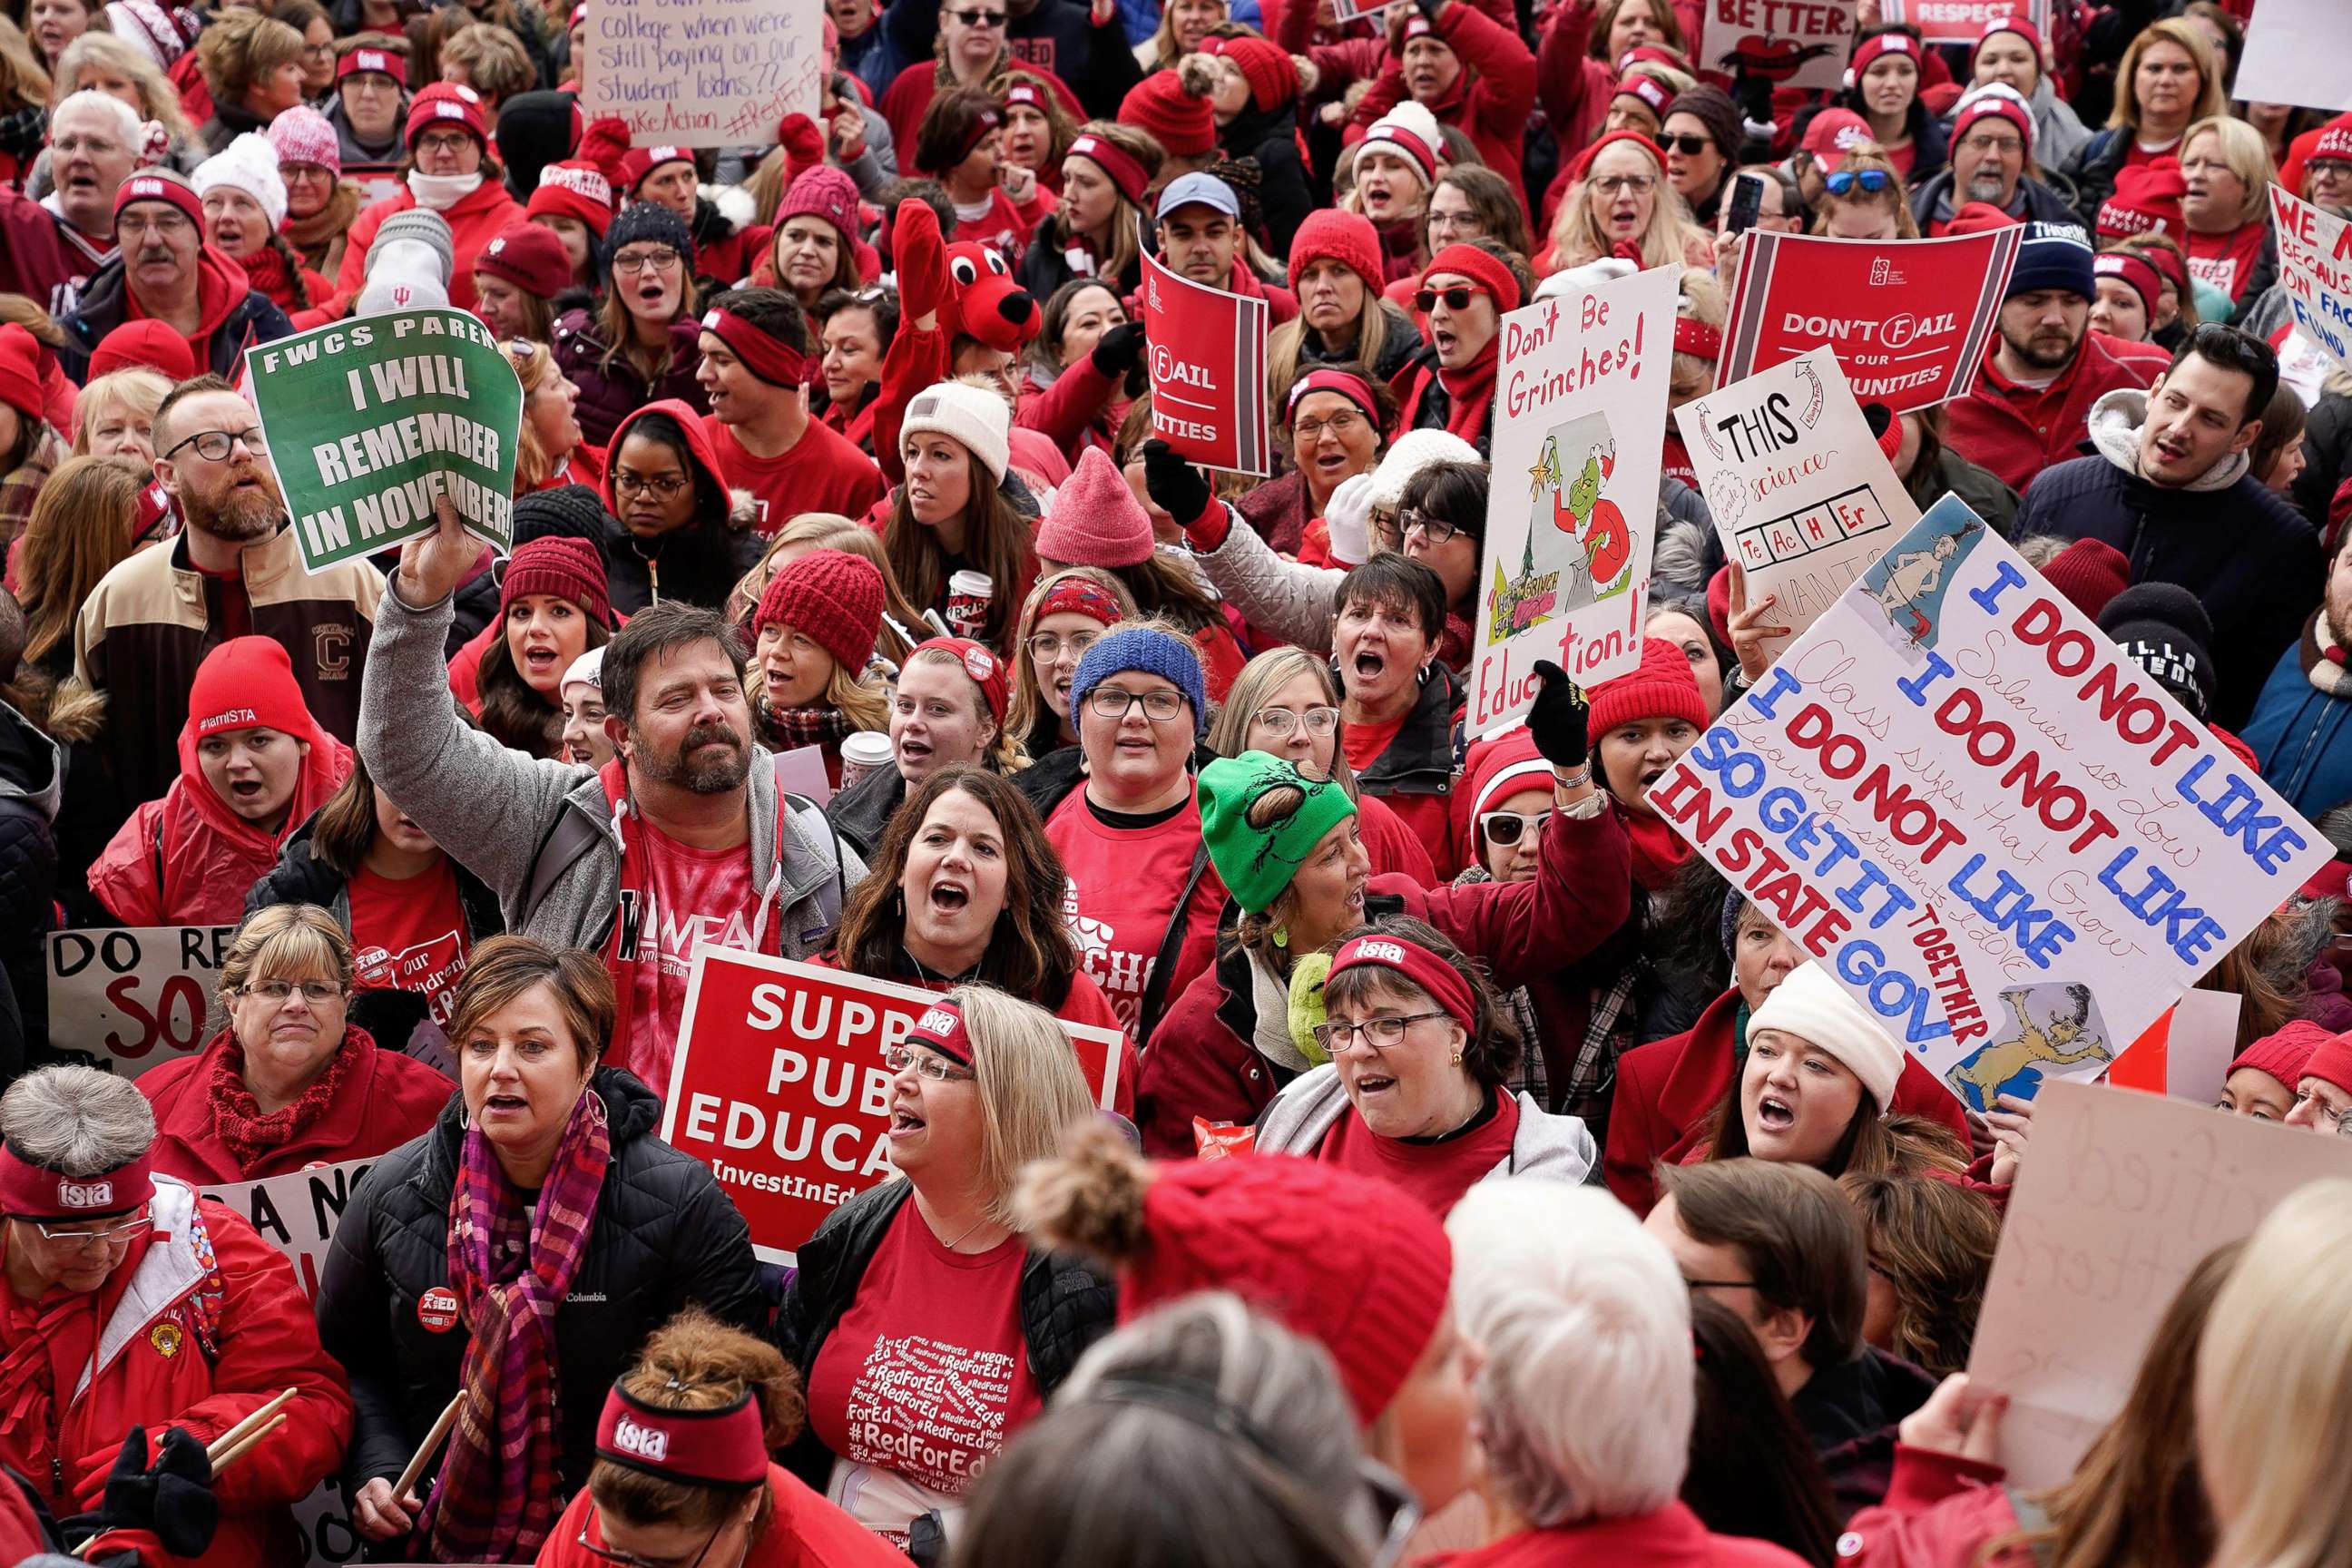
[1070, 626, 1210, 737]
[602, 201, 696, 279]
[2006, 220, 2095, 301]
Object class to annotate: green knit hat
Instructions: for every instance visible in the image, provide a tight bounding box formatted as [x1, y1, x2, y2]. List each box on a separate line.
[1197, 751, 1359, 916]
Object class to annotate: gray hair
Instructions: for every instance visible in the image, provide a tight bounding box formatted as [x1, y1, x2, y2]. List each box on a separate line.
[53, 89, 142, 152]
[0, 1065, 158, 1176]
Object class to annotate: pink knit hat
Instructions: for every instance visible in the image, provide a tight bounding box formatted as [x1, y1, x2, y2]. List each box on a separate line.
[1034, 447, 1155, 568]
[266, 104, 339, 175]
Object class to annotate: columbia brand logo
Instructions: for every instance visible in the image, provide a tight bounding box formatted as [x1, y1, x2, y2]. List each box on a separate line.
[611, 1417, 668, 1461]
[1354, 940, 1406, 964]
[58, 1180, 114, 1209]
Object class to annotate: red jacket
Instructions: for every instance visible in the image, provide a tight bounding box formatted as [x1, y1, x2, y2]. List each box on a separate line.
[1830, 1445, 2033, 1568]
[1345, 3, 1540, 201]
[1136, 802, 1630, 1156]
[1941, 331, 2169, 495]
[879, 61, 1084, 163]
[0, 184, 111, 316]
[137, 1026, 454, 1185]
[535, 1464, 911, 1567]
[335, 179, 525, 313]
[1426, 1502, 1812, 1568]
[1603, 988, 1973, 1216]
[0, 1178, 354, 1567]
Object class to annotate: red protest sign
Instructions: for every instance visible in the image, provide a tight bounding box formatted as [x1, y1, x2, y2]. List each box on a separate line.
[1879, 0, 2043, 45]
[1142, 250, 1271, 476]
[1717, 229, 2022, 413]
[660, 949, 1124, 1264]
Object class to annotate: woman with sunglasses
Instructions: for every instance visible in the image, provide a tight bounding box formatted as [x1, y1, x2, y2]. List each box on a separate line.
[773, 987, 1108, 1548]
[1829, 26, 1945, 184]
[1540, 130, 1713, 277]
[1007, 567, 1133, 758]
[1394, 240, 1525, 451]
[1658, 85, 1740, 227]
[1813, 144, 1920, 240]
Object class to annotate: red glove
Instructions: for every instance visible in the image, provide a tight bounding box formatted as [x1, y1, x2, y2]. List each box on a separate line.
[895, 199, 948, 330]
[777, 112, 826, 174]
[577, 116, 632, 185]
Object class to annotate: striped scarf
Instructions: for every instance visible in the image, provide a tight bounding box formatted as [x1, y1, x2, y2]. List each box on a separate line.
[421, 1089, 612, 1562]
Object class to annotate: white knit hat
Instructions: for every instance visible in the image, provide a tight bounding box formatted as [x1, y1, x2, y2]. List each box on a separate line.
[1748, 961, 1905, 1115]
[902, 379, 1012, 485]
[561, 647, 603, 697]
[1365, 427, 1479, 512]
[1357, 100, 1445, 187]
[191, 132, 287, 229]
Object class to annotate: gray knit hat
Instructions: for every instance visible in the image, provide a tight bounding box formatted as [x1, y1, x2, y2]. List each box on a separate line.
[367, 208, 455, 283]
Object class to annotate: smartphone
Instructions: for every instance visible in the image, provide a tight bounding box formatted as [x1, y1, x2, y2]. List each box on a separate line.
[1726, 171, 1765, 235]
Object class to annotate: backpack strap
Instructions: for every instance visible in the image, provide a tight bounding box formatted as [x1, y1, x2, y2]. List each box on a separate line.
[519, 802, 610, 941]
[1133, 843, 1211, 1049]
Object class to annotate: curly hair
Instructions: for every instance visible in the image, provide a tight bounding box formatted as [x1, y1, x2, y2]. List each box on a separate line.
[588, 1309, 806, 1534]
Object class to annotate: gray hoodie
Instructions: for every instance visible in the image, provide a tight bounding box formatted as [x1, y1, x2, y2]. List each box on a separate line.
[2086, 386, 2252, 492]
[1254, 1063, 1600, 1185]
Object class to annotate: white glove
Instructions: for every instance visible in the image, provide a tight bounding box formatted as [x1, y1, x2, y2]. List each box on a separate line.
[1325, 473, 1374, 568]
[1533, 256, 1636, 301]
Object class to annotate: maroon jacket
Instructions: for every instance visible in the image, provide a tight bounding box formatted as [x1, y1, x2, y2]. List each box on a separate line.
[139, 1025, 454, 1184]
[0, 185, 111, 316]
[1344, 3, 1541, 201]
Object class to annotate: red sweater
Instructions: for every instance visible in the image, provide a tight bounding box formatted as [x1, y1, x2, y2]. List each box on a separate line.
[1941, 331, 2169, 495]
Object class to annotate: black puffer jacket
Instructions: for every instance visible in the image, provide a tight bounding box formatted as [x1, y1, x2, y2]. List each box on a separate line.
[315, 1069, 764, 1504]
[771, 1180, 1115, 1489]
[0, 701, 57, 1067]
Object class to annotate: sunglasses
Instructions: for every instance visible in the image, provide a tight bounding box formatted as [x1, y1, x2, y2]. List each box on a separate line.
[1413, 284, 1488, 313]
[946, 5, 1006, 22]
[1479, 808, 1551, 847]
[1661, 133, 1714, 156]
[1824, 168, 1894, 196]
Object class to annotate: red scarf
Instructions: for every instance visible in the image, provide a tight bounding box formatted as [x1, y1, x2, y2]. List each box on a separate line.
[206, 1027, 363, 1170]
[1621, 806, 1692, 892]
[236, 242, 295, 309]
[1436, 336, 1497, 446]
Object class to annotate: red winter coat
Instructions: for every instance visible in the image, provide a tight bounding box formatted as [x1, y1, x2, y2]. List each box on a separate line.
[1940, 331, 2169, 495]
[1603, 988, 1973, 1216]
[1136, 802, 1630, 1156]
[1426, 1502, 1812, 1568]
[335, 179, 524, 313]
[137, 1025, 454, 1185]
[535, 1464, 910, 1568]
[1345, 3, 1540, 201]
[1830, 1444, 2034, 1568]
[0, 1177, 354, 1567]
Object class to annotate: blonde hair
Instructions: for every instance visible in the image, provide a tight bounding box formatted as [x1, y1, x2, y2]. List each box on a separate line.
[2110, 19, 2228, 133]
[53, 32, 189, 142]
[507, 342, 568, 492]
[1810, 143, 1919, 237]
[1267, 298, 1398, 416]
[439, 20, 533, 103]
[1548, 136, 1709, 271]
[956, 983, 1097, 1225]
[730, 515, 923, 667]
[71, 367, 168, 456]
[1005, 565, 1136, 750]
[2180, 114, 2276, 227]
[903, 642, 1027, 772]
[196, 9, 303, 104]
[18, 453, 147, 671]
[1670, 268, 1726, 402]
[219, 903, 354, 1011]
[747, 634, 891, 732]
[1203, 645, 1357, 794]
[0, 16, 49, 110]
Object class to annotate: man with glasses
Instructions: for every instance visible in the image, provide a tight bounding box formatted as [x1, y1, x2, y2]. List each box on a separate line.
[1913, 84, 2077, 235]
[74, 375, 383, 811]
[57, 170, 294, 386]
[696, 288, 883, 531]
[0, 1064, 355, 1558]
[0, 91, 134, 315]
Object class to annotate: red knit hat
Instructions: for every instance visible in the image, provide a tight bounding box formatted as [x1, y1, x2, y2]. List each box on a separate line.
[2297, 1030, 2352, 1095]
[1421, 241, 1521, 313]
[1455, 724, 1553, 853]
[618, 143, 696, 194]
[1119, 71, 1215, 158]
[1035, 446, 1155, 568]
[2097, 158, 2187, 240]
[2231, 1022, 2333, 1094]
[0, 326, 41, 425]
[1969, 13, 2043, 71]
[1286, 208, 1382, 294]
[187, 635, 318, 740]
[406, 82, 489, 152]
[777, 164, 860, 240]
[2318, 119, 2352, 163]
[1200, 34, 1296, 112]
[1571, 128, 1666, 181]
[912, 637, 1011, 724]
[1847, 30, 1917, 83]
[530, 161, 617, 240]
[501, 536, 613, 626]
[755, 548, 885, 676]
[114, 169, 201, 229]
[476, 220, 573, 299]
[2040, 537, 2131, 621]
[1952, 85, 2033, 153]
[1587, 636, 1709, 737]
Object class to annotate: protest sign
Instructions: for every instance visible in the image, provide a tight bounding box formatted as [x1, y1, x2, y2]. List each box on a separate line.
[1878, 0, 2043, 45]
[1331, 0, 1407, 17]
[662, 949, 1126, 1264]
[1707, 0, 1856, 92]
[581, 0, 822, 144]
[1466, 264, 1678, 737]
[1646, 495, 2328, 1110]
[2235, 0, 2352, 113]
[1141, 250, 1270, 477]
[247, 309, 523, 575]
[1673, 349, 1920, 656]
[1717, 229, 2022, 413]
[2105, 988, 2240, 1104]
[2268, 186, 2352, 375]
[1968, 1079, 2352, 1488]
[45, 926, 235, 1079]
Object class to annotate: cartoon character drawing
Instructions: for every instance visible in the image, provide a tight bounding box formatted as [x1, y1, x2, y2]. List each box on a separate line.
[1486, 506, 1563, 646]
[1871, 533, 1959, 644]
[1553, 437, 1631, 590]
[1945, 983, 2112, 1112]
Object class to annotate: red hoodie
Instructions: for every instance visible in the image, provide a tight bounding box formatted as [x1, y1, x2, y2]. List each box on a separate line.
[335, 178, 525, 313]
[137, 1025, 455, 1184]
[130, 247, 274, 384]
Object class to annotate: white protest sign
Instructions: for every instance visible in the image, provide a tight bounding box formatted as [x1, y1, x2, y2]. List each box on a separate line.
[1673, 349, 1920, 656]
[583, 0, 823, 146]
[1466, 264, 1678, 738]
[2235, 0, 2352, 113]
[1707, 0, 1856, 91]
[45, 926, 235, 1079]
[2268, 186, 2352, 375]
[1646, 495, 2328, 1111]
[1968, 1079, 2352, 1488]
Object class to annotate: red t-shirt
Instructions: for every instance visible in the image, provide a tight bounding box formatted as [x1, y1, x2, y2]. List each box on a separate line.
[2123, 135, 2183, 170]
[622, 821, 759, 1096]
[1318, 1091, 1522, 1217]
[1045, 793, 1223, 1034]
[706, 415, 887, 536]
[2187, 221, 2267, 305]
[805, 1203, 1039, 1539]
[347, 857, 471, 1025]
[195, 563, 251, 642]
[1343, 713, 1406, 774]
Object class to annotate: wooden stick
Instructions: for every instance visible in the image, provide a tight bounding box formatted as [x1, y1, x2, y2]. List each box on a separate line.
[207, 1413, 286, 1475]
[392, 1392, 465, 1503]
[205, 1387, 297, 1468]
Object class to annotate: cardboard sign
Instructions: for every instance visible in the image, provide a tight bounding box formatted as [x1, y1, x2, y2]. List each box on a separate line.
[1141, 250, 1271, 477]
[2234, 0, 2352, 113]
[44, 926, 236, 1079]
[1646, 495, 2328, 1110]
[1968, 1079, 2352, 1488]
[662, 950, 1125, 1264]
[1718, 229, 2023, 414]
[1708, 0, 1856, 92]
[2104, 988, 2241, 1105]
[1466, 264, 1679, 736]
[248, 309, 523, 573]
[1877, 0, 2044, 45]
[581, 0, 823, 144]
[1674, 349, 1921, 656]
[2268, 186, 2352, 375]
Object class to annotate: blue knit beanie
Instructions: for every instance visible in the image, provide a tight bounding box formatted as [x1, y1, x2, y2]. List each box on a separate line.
[1070, 626, 1209, 737]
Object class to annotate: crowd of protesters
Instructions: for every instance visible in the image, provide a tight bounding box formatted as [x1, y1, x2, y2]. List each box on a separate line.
[0, 0, 2341, 1563]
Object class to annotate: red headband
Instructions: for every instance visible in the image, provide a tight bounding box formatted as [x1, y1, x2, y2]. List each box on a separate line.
[951, 106, 1003, 168]
[1287, 368, 1381, 427]
[1067, 132, 1147, 206]
[595, 1385, 769, 1490]
[1614, 73, 1671, 117]
[1672, 317, 1721, 360]
[905, 1001, 974, 1068]
[2093, 252, 2161, 317]
[701, 307, 808, 387]
[2131, 240, 2187, 295]
[337, 46, 407, 86]
[1328, 934, 1477, 1032]
[0, 1142, 152, 1220]
[1036, 576, 1125, 628]
[912, 637, 1010, 724]
[1002, 81, 1044, 110]
[1423, 241, 1522, 313]
[2303, 858, 2352, 901]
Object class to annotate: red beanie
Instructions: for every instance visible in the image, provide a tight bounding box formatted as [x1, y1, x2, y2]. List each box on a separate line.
[1422, 241, 1521, 314]
[1848, 29, 1917, 83]
[1200, 34, 1295, 112]
[618, 143, 696, 194]
[86, 318, 197, 384]
[1571, 128, 1666, 181]
[529, 161, 617, 240]
[2097, 158, 2187, 240]
[1120, 71, 1216, 158]
[500, 536, 613, 626]
[475, 220, 574, 300]
[1968, 13, 2043, 73]
[0, 327, 41, 425]
[1587, 636, 1709, 737]
[755, 548, 886, 677]
[2040, 537, 2131, 622]
[1456, 725, 1553, 853]
[406, 82, 489, 152]
[187, 636, 317, 740]
[1287, 208, 1382, 294]
[2296, 1029, 2352, 1096]
[2231, 1021, 2334, 1094]
[1035, 446, 1155, 568]
[114, 169, 202, 230]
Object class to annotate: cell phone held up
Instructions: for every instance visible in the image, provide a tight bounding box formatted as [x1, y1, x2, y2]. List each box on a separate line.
[1726, 171, 1765, 235]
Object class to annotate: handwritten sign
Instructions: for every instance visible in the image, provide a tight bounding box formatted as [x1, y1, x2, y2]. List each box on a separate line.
[2268, 186, 2352, 375]
[2106, 988, 2242, 1105]
[1141, 251, 1270, 477]
[662, 950, 1124, 1264]
[1718, 229, 2022, 414]
[581, 0, 822, 145]
[1647, 495, 2328, 1109]
[1467, 263, 1678, 737]
[1878, 0, 2044, 45]
[2234, 0, 2352, 113]
[1968, 1080, 2352, 1488]
[1674, 349, 1920, 656]
[1709, 0, 1856, 91]
[45, 926, 235, 1079]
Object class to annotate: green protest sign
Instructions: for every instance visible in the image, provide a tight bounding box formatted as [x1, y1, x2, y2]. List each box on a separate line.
[246, 308, 522, 573]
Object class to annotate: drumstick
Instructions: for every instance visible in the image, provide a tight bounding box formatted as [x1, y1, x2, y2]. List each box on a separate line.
[392, 1393, 466, 1504]
[207, 1414, 286, 1475]
[205, 1388, 297, 1469]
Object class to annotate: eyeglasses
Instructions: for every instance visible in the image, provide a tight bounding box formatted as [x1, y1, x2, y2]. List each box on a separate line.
[612, 249, 682, 275]
[416, 131, 476, 157]
[1025, 630, 1102, 662]
[1478, 808, 1550, 847]
[2311, 160, 2352, 183]
[1087, 686, 1188, 721]
[1293, 411, 1367, 443]
[31, 1216, 153, 1251]
[1311, 1011, 1451, 1054]
[946, 6, 1006, 22]
[1661, 133, 1713, 156]
[573, 1521, 727, 1568]
[243, 980, 347, 1004]
[1956, 132, 2024, 155]
[1824, 168, 1894, 196]
[1396, 506, 1463, 544]
[163, 427, 268, 462]
[1681, 1276, 1759, 1291]
[1591, 172, 1659, 197]
[882, 1043, 975, 1082]
[1413, 284, 1489, 313]
[1251, 705, 1338, 737]
[2292, 1087, 2352, 1134]
[1426, 210, 1484, 237]
[613, 470, 691, 498]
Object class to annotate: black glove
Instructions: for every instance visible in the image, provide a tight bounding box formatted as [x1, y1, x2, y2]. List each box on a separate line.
[1142, 439, 1214, 530]
[1090, 320, 1146, 379]
[1526, 660, 1590, 770]
[1414, 0, 1446, 21]
[91, 1426, 219, 1561]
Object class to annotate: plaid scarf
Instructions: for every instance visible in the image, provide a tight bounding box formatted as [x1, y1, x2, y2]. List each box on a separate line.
[756, 701, 856, 752]
[421, 1089, 612, 1562]
[207, 1027, 362, 1170]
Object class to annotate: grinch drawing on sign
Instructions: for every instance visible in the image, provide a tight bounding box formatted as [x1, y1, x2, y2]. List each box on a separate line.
[1495, 412, 1632, 641]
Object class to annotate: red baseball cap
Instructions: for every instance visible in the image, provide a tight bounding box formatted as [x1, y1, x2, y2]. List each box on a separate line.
[1801, 109, 1872, 170]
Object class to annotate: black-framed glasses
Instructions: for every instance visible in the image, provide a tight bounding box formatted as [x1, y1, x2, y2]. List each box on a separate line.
[612, 249, 682, 275]
[1824, 168, 1894, 196]
[882, 1043, 975, 1082]
[1311, 1011, 1451, 1054]
[2310, 159, 2352, 182]
[1396, 506, 1461, 544]
[1087, 686, 1187, 722]
[1251, 704, 1338, 737]
[1413, 284, 1487, 313]
[163, 427, 268, 462]
[1292, 410, 1366, 443]
[613, 470, 691, 498]
[1661, 133, 1713, 156]
[946, 5, 1006, 22]
[573, 1520, 725, 1568]
[1478, 808, 1550, 847]
[30, 1216, 153, 1251]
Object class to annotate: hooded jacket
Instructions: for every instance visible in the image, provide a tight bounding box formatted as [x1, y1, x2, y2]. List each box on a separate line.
[335, 176, 524, 315]
[1942, 328, 2168, 495]
[136, 1024, 455, 1184]
[554, 310, 711, 449]
[1909, 169, 2078, 235]
[1343, 3, 1538, 202]
[1255, 1061, 1599, 1182]
[54, 246, 293, 385]
[598, 397, 767, 612]
[2245, 610, 2352, 817]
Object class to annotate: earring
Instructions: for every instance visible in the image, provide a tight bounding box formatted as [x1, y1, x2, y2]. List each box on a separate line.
[1450, 1048, 1463, 1065]
[1271, 923, 1289, 947]
[1417, 662, 1433, 687]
